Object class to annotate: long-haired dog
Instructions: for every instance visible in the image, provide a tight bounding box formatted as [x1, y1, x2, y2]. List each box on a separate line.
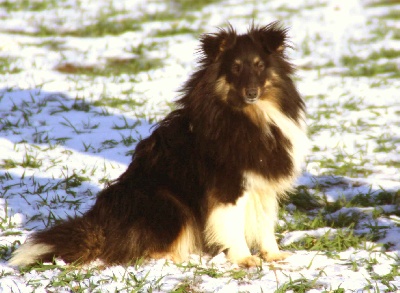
[10, 22, 307, 267]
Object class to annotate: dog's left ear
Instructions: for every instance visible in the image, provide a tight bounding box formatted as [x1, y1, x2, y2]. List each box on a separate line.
[250, 22, 288, 54]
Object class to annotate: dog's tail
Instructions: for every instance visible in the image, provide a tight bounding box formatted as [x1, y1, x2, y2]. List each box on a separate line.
[9, 215, 104, 267]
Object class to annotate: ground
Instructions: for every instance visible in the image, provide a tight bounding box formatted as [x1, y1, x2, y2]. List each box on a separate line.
[0, 0, 399, 292]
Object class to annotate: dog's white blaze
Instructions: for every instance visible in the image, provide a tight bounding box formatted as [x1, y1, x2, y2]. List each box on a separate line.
[9, 242, 53, 266]
[257, 100, 308, 188]
[205, 195, 252, 261]
[244, 101, 308, 254]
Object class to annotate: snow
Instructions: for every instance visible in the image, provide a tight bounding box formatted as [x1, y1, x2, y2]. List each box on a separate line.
[0, 0, 399, 292]
[280, 227, 334, 247]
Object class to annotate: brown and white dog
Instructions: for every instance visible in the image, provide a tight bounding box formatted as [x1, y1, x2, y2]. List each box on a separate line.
[10, 22, 307, 268]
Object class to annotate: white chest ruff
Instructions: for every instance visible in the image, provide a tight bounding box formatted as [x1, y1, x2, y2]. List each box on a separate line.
[254, 100, 308, 193]
[242, 101, 308, 246]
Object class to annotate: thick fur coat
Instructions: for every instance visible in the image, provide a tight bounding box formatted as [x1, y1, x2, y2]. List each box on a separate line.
[10, 22, 308, 267]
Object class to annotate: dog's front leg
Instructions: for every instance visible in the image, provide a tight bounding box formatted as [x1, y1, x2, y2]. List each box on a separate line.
[205, 194, 262, 267]
[256, 192, 290, 262]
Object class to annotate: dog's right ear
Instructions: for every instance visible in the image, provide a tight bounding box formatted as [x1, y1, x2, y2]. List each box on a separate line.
[200, 26, 236, 61]
[250, 22, 289, 54]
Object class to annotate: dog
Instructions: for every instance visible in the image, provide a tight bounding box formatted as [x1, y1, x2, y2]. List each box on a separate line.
[10, 22, 308, 268]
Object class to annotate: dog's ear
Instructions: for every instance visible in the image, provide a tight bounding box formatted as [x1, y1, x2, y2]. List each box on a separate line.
[250, 22, 289, 54]
[200, 26, 236, 61]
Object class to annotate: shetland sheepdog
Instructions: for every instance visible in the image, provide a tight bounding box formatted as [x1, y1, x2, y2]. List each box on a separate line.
[10, 22, 307, 268]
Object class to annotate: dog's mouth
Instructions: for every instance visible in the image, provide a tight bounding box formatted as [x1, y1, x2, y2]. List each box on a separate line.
[244, 96, 259, 104]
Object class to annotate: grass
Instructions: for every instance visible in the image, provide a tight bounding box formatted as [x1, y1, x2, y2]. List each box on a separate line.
[369, 48, 400, 60]
[276, 276, 320, 293]
[67, 16, 141, 38]
[341, 54, 400, 78]
[379, 9, 400, 20]
[55, 57, 163, 77]
[351, 63, 399, 77]
[3, 0, 213, 38]
[1, 0, 57, 11]
[283, 227, 365, 252]
[174, 0, 221, 11]
[55, 41, 166, 77]
[366, 0, 400, 6]
[0, 57, 23, 74]
[152, 26, 198, 38]
[279, 184, 400, 255]
[0, 147, 43, 169]
[317, 154, 373, 178]
[12, 10, 142, 37]
[340, 46, 400, 78]
[93, 95, 147, 112]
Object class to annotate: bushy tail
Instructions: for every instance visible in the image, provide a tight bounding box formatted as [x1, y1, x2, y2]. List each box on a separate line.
[9, 215, 104, 267]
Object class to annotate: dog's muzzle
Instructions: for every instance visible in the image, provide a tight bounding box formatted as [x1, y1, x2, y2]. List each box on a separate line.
[244, 88, 259, 104]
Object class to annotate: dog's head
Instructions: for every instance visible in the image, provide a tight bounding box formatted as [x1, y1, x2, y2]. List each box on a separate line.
[200, 22, 292, 108]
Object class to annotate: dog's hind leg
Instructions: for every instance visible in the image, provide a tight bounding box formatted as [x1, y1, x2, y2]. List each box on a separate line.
[146, 189, 201, 263]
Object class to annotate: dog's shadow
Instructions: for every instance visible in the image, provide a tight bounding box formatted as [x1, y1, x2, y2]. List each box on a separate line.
[0, 88, 152, 235]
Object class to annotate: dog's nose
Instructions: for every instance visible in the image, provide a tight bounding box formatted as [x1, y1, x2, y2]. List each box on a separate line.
[245, 88, 259, 101]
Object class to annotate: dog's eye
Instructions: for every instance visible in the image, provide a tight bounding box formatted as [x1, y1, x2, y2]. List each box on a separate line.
[255, 61, 265, 71]
[232, 62, 242, 74]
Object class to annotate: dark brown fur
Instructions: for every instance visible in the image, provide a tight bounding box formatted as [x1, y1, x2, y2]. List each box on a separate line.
[10, 22, 306, 267]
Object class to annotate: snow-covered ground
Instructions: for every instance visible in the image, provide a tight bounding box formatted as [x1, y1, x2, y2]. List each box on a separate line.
[0, 0, 399, 292]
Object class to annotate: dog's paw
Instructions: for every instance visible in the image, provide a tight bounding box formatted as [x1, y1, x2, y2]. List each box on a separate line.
[234, 255, 263, 267]
[260, 250, 291, 262]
